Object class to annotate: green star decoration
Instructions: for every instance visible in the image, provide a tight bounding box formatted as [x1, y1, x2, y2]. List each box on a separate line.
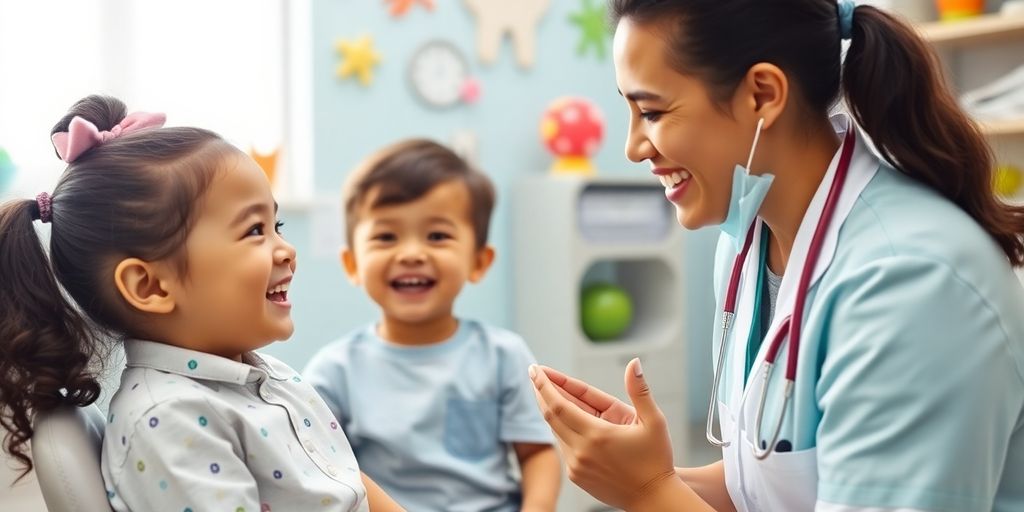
[570, 0, 609, 59]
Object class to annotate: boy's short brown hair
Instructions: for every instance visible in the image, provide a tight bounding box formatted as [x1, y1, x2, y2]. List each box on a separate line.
[343, 139, 496, 249]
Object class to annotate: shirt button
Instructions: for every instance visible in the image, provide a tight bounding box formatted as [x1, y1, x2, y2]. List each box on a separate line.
[260, 389, 271, 400]
[327, 465, 338, 477]
[304, 440, 316, 453]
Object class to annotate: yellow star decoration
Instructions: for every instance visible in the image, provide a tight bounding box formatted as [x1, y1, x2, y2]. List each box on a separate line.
[335, 35, 381, 86]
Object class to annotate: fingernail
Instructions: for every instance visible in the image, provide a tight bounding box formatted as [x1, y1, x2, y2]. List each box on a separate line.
[528, 365, 537, 379]
[633, 358, 644, 377]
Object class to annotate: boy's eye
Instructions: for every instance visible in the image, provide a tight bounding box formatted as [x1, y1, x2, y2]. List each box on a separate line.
[275, 221, 285, 235]
[246, 223, 265, 237]
[427, 232, 452, 242]
[372, 233, 396, 242]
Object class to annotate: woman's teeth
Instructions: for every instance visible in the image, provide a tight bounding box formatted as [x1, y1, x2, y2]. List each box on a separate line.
[658, 170, 691, 188]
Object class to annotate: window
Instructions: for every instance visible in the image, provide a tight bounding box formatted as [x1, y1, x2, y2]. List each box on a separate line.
[0, 0, 312, 201]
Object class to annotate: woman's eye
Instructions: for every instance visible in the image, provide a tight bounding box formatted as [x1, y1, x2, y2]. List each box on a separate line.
[640, 111, 663, 122]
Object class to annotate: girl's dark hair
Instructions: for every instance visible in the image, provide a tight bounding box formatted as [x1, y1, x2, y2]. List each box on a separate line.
[611, 0, 1024, 265]
[0, 95, 234, 478]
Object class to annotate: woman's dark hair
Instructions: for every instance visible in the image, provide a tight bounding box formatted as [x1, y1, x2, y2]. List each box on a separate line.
[0, 95, 234, 478]
[611, 0, 1024, 265]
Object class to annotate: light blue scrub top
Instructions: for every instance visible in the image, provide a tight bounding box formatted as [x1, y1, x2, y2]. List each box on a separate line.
[713, 144, 1024, 510]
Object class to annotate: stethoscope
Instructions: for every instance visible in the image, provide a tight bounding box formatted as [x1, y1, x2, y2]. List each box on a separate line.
[705, 127, 856, 460]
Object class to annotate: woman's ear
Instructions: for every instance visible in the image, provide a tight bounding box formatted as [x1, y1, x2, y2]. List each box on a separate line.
[113, 258, 176, 314]
[736, 62, 789, 130]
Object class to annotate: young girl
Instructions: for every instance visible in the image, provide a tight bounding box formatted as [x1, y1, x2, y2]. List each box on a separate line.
[0, 95, 403, 512]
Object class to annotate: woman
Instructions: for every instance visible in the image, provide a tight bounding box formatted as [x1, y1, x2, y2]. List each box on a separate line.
[529, 1, 1024, 511]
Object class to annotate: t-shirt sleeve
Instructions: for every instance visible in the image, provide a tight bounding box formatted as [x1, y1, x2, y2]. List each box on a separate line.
[302, 343, 351, 426]
[496, 332, 556, 444]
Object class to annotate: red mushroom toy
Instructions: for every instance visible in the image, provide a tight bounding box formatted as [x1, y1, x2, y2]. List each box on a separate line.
[539, 97, 605, 175]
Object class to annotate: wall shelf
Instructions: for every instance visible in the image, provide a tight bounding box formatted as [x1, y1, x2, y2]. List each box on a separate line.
[918, 13, 1024, 46]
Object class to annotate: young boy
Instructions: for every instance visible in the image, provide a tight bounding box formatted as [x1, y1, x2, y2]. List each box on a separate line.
[304, 139, 560, 512]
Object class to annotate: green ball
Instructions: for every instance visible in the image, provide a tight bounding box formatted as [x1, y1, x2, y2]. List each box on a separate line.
[580, 283, 633, 341]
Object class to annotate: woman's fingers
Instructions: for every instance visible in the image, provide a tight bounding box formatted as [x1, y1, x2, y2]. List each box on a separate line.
[549, 378, 602, 416]
[531, 365, 603, 441]
[539, 365, 637, 424]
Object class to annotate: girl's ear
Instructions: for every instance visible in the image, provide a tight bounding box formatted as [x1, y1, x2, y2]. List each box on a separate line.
[113, 258, 176, 314]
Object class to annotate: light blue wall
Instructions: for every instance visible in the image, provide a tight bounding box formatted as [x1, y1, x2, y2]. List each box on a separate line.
[262, 0, 718, 421]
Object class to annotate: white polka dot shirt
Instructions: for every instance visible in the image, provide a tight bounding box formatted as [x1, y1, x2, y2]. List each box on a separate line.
[100, 339, 369, 512]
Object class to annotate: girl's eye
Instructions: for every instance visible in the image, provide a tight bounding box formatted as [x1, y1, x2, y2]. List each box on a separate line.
[427, 232, 452, 242]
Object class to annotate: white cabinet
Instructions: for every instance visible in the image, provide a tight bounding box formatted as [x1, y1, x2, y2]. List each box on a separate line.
[512, 175, 688, 512]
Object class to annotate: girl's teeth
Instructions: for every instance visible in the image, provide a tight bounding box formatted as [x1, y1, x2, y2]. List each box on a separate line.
[267, 283, 290, 295]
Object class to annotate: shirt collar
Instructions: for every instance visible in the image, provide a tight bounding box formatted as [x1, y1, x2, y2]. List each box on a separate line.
[124, 339, 288, 385]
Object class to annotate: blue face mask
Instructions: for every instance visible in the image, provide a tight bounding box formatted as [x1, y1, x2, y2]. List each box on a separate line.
[720, 118, 775, 249]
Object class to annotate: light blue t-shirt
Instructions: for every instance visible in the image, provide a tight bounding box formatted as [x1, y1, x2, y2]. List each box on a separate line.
[303, 319, 554, 512]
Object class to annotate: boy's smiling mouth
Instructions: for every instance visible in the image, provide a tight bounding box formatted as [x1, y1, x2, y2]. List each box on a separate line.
[390, 274, 437, 294]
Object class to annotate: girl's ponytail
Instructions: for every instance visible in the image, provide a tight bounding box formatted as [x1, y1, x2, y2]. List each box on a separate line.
[0, 198, 100, 479]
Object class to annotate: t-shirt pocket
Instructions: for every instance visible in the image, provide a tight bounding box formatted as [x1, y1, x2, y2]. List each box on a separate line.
[443, 397, 499, 460]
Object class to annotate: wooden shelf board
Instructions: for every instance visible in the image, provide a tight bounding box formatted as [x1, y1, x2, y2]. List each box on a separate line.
[980, 118, 1024, 136]
[918, 13, 1024, 45]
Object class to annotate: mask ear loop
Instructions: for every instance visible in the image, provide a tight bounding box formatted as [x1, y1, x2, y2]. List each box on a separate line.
[745, 118, 766, 175]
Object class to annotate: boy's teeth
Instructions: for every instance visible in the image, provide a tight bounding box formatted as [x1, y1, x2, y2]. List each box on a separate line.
[396, 278, 429, 285]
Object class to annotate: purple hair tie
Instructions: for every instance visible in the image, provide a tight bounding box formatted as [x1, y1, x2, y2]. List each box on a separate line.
[36, 192, 52, 223]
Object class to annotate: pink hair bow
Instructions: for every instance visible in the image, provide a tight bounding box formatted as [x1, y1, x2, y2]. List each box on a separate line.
[51, 111, 167, 163]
